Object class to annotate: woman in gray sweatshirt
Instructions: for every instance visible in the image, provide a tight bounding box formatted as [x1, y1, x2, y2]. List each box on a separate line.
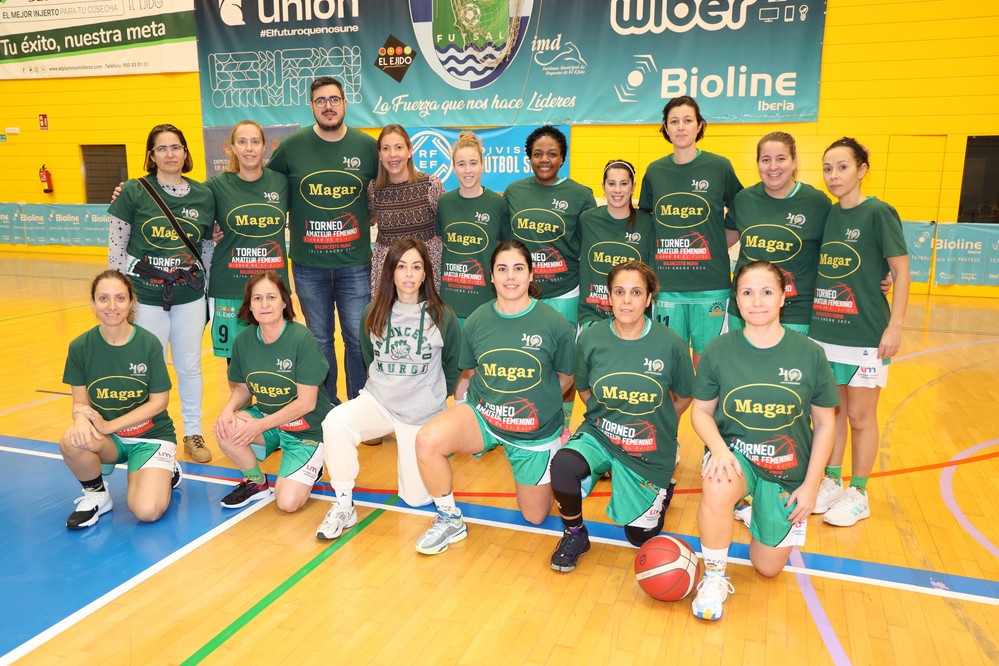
[316, 237, 460, 540]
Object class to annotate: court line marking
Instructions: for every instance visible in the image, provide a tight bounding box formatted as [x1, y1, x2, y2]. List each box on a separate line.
[2, 440, 996, 606]
[0, 394, 65, 417]
[0, 494, 275, 666]
[940, 440, 999, 558]
[182, 499, 395, 665]
[790, 548, 851, 666]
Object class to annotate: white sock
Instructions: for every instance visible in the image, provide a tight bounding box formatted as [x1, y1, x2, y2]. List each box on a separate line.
[333, 488, 353, 508]
[433, 492, 459, 516]
[701, 546, 729, 576]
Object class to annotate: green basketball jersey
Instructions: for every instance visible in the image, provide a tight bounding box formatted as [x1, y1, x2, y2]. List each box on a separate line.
[268, 127, 378, 269]
[727, 182, 832, 324]
[63, 325, 176, 442]
[504, 176, 597, 298]
[462, 300, 575, 440]
[638, 151, 742, 292]
[108, 176, 214, 307]
[810, 197, 908, 347]
[694, 329, 839, 493]
[577, 206, 655, 326]
[435, 188, 510, 318]
[228, 321, 333, 440]
[206, 169, 290, 299]
[575, 320, 694, 487]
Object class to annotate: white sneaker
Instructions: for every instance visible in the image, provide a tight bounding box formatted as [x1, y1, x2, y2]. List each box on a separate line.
[823, 486, 870, 527]
[733, 504, 752, 529]
[415, 510, 467, 555]
[316, 503, 358, 540]
[812, 477, 844, 514]
[691, 573, 735, 621]
[66, 489, 113, 530]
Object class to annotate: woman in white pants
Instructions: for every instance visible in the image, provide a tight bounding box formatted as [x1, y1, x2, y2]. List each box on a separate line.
[316, 237, 460, 540]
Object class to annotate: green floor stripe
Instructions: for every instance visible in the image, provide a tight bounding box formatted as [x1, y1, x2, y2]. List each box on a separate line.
[182, 499, 397, 664]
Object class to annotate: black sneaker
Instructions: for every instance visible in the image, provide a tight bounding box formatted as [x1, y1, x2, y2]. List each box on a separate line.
[550, 524, 590, 572]
[172, 461, 183, 489]
[220, 479, 271, 508]
[663, 479, 677, 511]
[66, 490, 113, 530]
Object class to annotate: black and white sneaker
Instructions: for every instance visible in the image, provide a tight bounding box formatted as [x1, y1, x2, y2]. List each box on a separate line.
[66, 490, 113, 530]
[172, 461, 183, 489]
[220, 479, 271, 508]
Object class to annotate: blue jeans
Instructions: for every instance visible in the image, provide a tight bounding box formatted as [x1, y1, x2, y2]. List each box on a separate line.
[291, 261, 371, 405]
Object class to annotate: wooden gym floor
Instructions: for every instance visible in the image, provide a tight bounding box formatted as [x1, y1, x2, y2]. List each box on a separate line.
[0, 251, 996, 665]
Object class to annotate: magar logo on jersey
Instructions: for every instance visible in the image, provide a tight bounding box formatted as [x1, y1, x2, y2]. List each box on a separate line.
[409, 0, 535, 90]
[818, 242, 861, 279]
[654, 193, 709, 229]
[90, 376, 148, 412]
[588, 241, 642, 275]
[444, 222, 489, 255]
[741, 224, 802, 263]
[228, 203, 286, 239]
[593, 372, 665, 416]
[513, 209, 566, 242]
[724, 384, 804, 431]
[142, 217, 201, 251]
[276, 358, 293, 372]
[478, 349, 543, 393]
[300, 171, 364, 211]
[247, 371, 296, 407]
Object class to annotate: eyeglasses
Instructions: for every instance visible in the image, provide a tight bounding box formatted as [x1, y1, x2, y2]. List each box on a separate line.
[312, 96, 344, 107]
[152, 144, 185, 155]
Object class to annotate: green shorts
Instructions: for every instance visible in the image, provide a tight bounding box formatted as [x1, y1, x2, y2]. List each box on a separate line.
[725, 313, 808, 337]
[211, 298, 247, 359]
[653, 290, 729, 354]
[541, 292, 578, 330]
[470, 407, 562, 486]
[109, 434, 177, 473]
[243, 405, 323, 484]
[722, 449, 806, 548]
[567, 432, 672, 527]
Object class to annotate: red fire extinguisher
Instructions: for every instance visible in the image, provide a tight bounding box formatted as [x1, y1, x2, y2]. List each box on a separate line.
[39, 165, 54, 193]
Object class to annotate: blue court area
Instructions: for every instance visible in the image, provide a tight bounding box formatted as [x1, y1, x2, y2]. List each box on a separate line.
[0, 436, 245, 659]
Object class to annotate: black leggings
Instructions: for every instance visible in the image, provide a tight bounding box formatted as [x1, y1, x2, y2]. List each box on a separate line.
[550, 447, 671, 546]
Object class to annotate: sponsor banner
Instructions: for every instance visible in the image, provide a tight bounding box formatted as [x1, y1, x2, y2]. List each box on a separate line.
[0, 203, 19, 244]
[16, 204, 110, 246]
[202, 124, 566, 193]
[933, 223, 999, 287]
[901, 220, 935, 283]
[195, 0, 826, 127]
[0, 0, 197, 79]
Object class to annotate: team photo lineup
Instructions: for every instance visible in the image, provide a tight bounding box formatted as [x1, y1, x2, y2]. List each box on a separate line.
[55, 70, 916, 624]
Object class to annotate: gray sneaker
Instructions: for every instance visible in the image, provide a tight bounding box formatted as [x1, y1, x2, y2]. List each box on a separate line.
[316, 503, 358, 540]
[415, 510, 467, 555]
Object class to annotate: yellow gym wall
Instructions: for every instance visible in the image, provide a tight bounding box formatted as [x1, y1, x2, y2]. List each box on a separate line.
[1, 0, 997, 224]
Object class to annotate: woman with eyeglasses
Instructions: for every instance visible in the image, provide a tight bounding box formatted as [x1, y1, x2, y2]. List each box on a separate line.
[368, 124, 446, 295]
[108, 123, 216, 464]
[205, 121, 290, 372]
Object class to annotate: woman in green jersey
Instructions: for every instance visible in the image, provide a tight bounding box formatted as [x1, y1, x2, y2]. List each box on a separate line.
[549, 260, 694, 573]
[577, 159, 655, 328]
[809, 138, 911, 527]
[435, 131, 510, 326]
[207, 120, 290, 365]
[108, 123, 215, 465]
[690, 261, 838, 621]
[214, 272, 330, 513]
[414, 240, 575, 555]
[638, 96, 743, 370]
[726, 132, 832, 335]
[60, 270, 181, 530]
